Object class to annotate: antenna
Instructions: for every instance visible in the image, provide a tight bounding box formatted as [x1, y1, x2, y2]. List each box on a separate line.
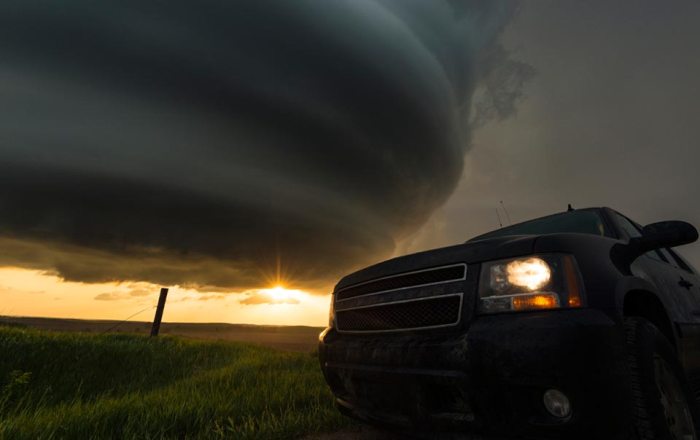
[495, 208, 503, 228]
[500, 200, 512, 225]
[567, 204, 575, 212]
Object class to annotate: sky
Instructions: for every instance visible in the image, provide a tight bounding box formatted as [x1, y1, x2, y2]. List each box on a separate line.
[1, 1, 699, 326]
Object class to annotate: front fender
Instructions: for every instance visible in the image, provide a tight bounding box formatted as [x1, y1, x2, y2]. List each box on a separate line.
[614, 276, 661, 315]
[614, 276, 679, 348]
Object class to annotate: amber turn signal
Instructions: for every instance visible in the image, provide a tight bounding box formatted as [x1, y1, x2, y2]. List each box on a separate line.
[563, 255, 583, 307]
[511, 293, 560, 311]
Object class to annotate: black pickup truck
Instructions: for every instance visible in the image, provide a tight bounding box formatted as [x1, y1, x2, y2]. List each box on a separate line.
[319, 207, 700, 439]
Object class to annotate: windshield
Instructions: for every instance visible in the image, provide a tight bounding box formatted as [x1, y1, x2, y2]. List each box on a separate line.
[470, 209, 611, 241]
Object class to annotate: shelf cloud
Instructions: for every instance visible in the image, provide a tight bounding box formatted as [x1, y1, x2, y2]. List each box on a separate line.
[0, 0, 529, 291]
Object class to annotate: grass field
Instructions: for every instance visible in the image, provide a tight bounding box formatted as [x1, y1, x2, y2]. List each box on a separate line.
[0, 316, 325, 352]
[0, 324, 354, 439]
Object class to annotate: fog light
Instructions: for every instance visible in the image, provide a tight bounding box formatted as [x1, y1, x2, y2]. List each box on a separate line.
[543, 389, 571, 418]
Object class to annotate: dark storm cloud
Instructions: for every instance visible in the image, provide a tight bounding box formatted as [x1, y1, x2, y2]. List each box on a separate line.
[0, 0, 523, 290]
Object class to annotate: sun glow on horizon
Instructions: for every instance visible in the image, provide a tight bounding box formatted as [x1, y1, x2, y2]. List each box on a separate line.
[0, 267, 330, 326]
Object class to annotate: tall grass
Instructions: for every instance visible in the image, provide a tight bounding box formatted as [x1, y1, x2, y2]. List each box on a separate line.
[0, 325, 352, 439]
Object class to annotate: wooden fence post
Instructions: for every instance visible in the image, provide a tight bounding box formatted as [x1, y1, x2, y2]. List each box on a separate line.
[150, 288, 169, 337]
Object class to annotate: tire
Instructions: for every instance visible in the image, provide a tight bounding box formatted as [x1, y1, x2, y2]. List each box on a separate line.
[625, 317, 699, 440]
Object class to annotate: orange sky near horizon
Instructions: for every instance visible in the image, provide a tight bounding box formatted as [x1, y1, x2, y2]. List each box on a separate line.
[0, 267, 332, 327]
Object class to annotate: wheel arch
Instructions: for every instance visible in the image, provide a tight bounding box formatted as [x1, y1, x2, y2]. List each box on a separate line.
[623, 289, 677, 351]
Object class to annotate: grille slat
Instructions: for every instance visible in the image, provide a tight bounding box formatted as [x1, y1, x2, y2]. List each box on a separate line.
[336, 294, 462, 333]
[336, 264, 466, 301]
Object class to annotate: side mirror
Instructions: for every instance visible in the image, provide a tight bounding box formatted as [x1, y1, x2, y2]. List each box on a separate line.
[631, 221, 699, 254]
[611, 220, 698, 274]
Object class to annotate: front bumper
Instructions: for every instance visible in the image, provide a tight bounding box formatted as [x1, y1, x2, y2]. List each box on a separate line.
[319, 308, 632, 439]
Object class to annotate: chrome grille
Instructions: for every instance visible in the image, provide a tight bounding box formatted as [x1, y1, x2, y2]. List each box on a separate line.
[334, 264, 466, 333]
[335, 264, 466, 301]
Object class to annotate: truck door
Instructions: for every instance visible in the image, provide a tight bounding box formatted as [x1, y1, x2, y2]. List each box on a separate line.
[659, 247, 700, 391]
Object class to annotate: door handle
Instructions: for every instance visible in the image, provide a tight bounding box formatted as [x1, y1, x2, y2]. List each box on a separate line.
[679, 277, 694, 290]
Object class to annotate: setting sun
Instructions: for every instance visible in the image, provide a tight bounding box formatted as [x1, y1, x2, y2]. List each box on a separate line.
[266, 286, 301, 302]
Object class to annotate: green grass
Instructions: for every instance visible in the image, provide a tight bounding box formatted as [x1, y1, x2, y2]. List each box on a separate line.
[0, 325, 353, 439]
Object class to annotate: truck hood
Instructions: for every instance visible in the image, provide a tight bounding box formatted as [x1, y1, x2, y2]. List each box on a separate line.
[335, 235, 537, 292]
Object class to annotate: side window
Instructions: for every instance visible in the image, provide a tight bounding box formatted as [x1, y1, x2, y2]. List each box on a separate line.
[613, 214, 642, 239]
[658, 248, 677, 265]
[645, 249, 668, 264]
[611, 212, 668, 263]
[665, 248, 695, 274]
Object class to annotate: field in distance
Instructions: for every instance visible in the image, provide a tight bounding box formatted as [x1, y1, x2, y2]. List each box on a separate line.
[0, 316, 324, 352]
[0, 324, 354, 439]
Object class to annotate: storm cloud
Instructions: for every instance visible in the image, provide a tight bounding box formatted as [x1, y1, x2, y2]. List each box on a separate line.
[0, 0, 526, 291]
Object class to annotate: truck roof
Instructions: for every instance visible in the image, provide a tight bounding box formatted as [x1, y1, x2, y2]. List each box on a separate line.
[468, 207, 612, 242]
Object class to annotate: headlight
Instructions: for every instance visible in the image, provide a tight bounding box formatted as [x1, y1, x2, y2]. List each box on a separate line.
[478, 254, 583, 314]
[328, 295, 335, 327]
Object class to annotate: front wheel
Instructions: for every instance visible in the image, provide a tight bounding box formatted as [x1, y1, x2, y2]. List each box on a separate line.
[625, 317, 699, 440]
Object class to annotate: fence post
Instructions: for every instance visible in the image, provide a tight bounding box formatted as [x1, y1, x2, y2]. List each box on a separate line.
[150, 288, 169, 337]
